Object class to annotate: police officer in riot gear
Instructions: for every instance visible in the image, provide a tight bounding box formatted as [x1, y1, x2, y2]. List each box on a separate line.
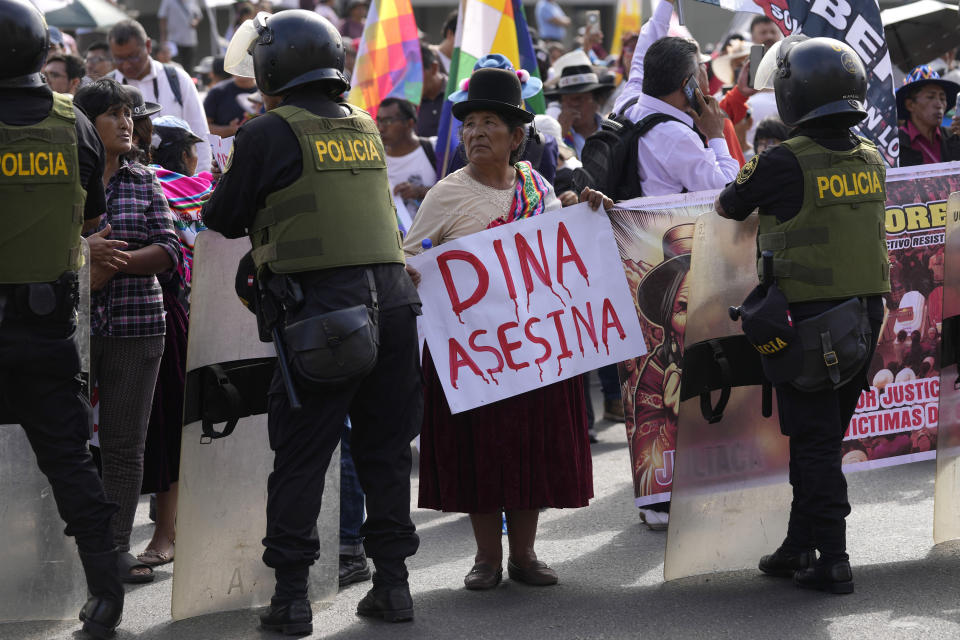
[203, 10, 422, 633]
[0, 0, 123, 636]
[715, 36, 888, 593]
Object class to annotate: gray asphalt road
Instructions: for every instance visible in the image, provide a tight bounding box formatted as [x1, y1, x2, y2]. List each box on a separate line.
[4, 387, 959, 640]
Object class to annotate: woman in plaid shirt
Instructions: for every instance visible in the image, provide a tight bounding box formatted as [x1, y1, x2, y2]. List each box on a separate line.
[74, 79, 182, 584]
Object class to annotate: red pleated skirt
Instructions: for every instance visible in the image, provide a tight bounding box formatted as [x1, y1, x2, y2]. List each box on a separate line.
[417, 347, 594, 514]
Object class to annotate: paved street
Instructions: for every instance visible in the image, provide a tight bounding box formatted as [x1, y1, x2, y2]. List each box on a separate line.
[5, 385, 960, 640]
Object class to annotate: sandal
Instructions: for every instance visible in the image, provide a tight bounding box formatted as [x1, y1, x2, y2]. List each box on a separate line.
[118, 551, 155, 584]
[137, 545, 175, 567]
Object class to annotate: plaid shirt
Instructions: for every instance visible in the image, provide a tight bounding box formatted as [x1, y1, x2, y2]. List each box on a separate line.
[90, 162, 182, 337]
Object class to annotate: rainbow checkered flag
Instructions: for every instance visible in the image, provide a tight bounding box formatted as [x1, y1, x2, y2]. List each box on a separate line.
[347, 0, 422, 120]
[435, 0, 545, 177]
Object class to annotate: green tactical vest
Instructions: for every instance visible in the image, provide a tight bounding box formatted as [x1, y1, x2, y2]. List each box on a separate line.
[756, 135, 890, 303]
[249, 104, 404, 274]
[0, 93, 86, 284]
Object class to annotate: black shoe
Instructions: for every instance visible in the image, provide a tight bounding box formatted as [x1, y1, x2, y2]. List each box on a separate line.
[259, 599, 313, 636]
[759, 547, 816, 578]
[78, 549, 124, 639]
[79, 596, 122, 639]
[794, 559, 854, 594]
[339, 553, 372, 587]
[356, 578, 414, 622]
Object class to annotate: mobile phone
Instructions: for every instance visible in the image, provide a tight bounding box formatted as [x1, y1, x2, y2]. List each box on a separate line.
[683, 75, 701, 115]
[585, 10, 600, 28]
[748, 44, 765, 89]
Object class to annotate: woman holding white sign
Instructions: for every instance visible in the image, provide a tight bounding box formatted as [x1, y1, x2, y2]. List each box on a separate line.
[403, 64, 593, 591]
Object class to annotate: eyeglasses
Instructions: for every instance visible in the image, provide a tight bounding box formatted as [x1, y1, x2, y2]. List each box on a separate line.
[112, 51, 145, 64]
[86, 55, 112, 65]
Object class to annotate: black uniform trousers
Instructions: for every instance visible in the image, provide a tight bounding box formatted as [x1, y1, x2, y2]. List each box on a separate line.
[262, 303, 422, 586]
[776, 302, 883, 562]
[0, 296, 116, 554]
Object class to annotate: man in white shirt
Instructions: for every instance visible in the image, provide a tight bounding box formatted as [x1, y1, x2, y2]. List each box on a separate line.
[613, 0, 738, 196]
[377, 98, 437, 221]
[108, 19, 211, 172]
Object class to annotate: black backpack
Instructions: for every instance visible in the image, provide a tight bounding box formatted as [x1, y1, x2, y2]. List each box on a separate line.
[572, 97, 680, 202]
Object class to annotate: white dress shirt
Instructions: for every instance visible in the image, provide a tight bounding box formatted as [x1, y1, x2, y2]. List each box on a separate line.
[113, 58, 211, 172]
[612, 0, 738, 196]
[630, 94, 739, 196]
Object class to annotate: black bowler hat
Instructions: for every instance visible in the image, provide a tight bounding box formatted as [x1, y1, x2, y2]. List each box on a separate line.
[738, 281, 803, 384]
[451, 67, 534, 123]
[123, 85, 161, 120]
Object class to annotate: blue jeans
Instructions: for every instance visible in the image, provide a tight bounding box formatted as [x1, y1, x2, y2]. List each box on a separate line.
[339, 418, 366, 555]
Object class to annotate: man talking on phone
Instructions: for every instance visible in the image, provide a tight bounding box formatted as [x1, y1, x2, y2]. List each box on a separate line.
[615, 0, 738, 196]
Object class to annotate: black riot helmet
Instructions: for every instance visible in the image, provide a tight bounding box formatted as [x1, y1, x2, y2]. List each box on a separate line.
[754, 35, 867, 128]
[224, 10, 348, 97]
[0, 0, 51, 89]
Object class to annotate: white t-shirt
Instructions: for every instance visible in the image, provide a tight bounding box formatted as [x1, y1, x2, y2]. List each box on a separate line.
[386, 143, 437, 219]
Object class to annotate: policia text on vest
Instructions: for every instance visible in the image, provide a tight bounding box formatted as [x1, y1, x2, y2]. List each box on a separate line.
[0, 150, 70, 177]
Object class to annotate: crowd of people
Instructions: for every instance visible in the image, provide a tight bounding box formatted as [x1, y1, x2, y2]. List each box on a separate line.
[5, 0, 960, 637]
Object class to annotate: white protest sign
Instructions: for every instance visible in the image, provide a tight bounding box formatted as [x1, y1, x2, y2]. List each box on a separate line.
[407, 203, 647, 414]
[208, 134, 234, 172]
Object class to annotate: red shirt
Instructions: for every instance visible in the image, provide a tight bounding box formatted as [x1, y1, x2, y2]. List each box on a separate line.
[903, 120, 943, 164]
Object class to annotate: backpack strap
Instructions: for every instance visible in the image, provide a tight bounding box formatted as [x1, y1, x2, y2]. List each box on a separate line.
[614, 95, 641, 119]
[418, 137, 437, 169]
[163, 63, 183, 108]
[635, 112, 682, 135]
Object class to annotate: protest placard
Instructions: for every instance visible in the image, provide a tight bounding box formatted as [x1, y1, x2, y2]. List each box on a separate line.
[208, 134, 234, 173]
[407, 203, 647, 414]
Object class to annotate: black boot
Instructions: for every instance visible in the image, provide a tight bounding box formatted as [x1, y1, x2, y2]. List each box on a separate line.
[356, 572, 413, 622]
[758, 547, 816, 578]
[78, 549, 124, 639]
[259, 599, 313, 636]
[339, 552, 371, 587]
[794, 559, 854, 594]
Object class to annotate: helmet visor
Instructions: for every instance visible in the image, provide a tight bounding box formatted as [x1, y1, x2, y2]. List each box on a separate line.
[753, 39, 784, 91]
[224, 15, 267, 78]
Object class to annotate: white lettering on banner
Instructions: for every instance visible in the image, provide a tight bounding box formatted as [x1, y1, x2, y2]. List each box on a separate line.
[407, 203, 647, 414]
[846, 15, 892, 81]
[810, 0, 852, 30]
[768, 4, 799, 33]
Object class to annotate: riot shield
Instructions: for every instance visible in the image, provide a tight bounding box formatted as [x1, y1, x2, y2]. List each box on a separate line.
[934, 192, 960, 543]
[171, 231, 338, 620]
[664, 213, 791, 581]
[0, 240, 91, 622]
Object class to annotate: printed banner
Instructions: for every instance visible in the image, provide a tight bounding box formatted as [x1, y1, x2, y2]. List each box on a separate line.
[407, 203, 647, 414]
[690, 0, 899, 167]
[841, 162, 960, 469]
[612, 163, 960, 507]
[608, 193, 709, 507]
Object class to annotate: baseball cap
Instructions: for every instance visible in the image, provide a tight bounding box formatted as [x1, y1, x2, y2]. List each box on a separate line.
[152, 115, 205, 147]
[737, 281, 803, 385]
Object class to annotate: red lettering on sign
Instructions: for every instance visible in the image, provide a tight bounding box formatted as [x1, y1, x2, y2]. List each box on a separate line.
[493, 239, 519, 322]
[469, 329, 505, 385]
[516, 230, 564, 311]
[600, 298, 626, 355]
[556, 221, 589, 296]
[496, 321, 529, 372]
[571, 302, 598, 356]
[524, 316, 552, 382]
[449, 337, 487, 388]
[546, 309, 573, 375]
[437, 250, 489, 323]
